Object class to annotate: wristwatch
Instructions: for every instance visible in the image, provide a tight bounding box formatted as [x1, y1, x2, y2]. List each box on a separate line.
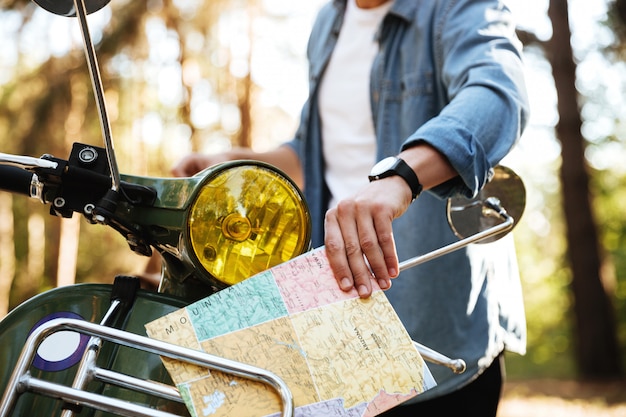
[368, 156, 423, 201]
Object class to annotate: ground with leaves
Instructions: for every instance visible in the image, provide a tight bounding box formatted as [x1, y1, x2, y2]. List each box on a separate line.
[498, 379, 626, 416]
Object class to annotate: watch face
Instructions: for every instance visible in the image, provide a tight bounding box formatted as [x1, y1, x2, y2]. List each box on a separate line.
[370, 156, 398, 176]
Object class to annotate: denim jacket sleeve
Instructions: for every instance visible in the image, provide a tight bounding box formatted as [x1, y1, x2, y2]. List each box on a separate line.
[383, 0, 530, 199]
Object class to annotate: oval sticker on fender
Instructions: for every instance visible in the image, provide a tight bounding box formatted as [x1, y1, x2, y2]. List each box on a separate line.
[28, 312, 89, 372]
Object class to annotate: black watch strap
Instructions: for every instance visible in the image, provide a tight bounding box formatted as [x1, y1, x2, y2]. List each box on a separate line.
[369, 157, 423, 200]
[393, 158, 422, 200]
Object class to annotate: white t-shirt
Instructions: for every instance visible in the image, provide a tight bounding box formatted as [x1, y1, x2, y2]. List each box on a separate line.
[319, 0, 392, 209]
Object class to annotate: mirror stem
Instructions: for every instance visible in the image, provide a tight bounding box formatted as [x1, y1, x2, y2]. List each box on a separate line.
[398, 201, 514, 272]
[74, 0, 121, 193]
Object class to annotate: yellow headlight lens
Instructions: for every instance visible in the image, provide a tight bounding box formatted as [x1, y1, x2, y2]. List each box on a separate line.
[188, 162, 311, 286]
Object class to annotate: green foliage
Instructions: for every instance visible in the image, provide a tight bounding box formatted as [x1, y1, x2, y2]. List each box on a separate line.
[504, 159, 579, 378]
[0, 0, 317, 313]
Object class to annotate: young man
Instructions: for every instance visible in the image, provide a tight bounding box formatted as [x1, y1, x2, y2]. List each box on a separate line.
[173, 0, 529, 414]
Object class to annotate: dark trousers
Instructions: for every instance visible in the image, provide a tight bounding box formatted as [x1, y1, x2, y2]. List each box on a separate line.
[379, 353, 504, 417]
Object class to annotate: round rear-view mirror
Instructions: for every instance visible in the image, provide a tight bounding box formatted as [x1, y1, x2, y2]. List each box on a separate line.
[33, 0, 110, 17]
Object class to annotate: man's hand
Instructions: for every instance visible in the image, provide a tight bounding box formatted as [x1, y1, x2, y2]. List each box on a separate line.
[170, 146, 304, 189]
[324, 176, 413, 298]
[171, 153, 236, 177]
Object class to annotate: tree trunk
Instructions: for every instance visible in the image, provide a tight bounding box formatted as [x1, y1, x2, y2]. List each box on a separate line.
[547, 0, 622, 378]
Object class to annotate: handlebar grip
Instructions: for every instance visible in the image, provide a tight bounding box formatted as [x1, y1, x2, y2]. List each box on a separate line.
[0, 165, 35, 197]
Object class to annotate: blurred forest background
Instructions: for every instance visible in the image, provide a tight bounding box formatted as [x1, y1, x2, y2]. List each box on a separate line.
[1, 0, 626, 387]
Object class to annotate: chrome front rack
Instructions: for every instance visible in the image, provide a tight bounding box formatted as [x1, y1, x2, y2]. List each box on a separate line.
[0, 317, 294, 417]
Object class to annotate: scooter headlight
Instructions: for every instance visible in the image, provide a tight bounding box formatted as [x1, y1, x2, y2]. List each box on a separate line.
[187, 161, 311, 287]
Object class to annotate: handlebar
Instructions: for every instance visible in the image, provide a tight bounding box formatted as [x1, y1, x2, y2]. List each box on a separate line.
[0, 166, 35, 198]
[0, 145, 158, 259]
[0, 145, 156, 207]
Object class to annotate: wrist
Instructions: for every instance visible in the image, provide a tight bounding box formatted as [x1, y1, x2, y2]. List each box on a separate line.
[368, 156, 422, 201]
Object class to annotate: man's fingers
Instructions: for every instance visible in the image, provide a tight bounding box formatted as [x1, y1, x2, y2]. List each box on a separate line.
[372, 211, 399, 280]
[349, 204, 390, 295]
[338, 200, 379, 297]
[327, 201, 383, 298]
[324, 210, 354, 291]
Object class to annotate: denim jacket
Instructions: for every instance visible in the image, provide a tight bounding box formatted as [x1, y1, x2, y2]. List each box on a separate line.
[285, 0, 529, 401]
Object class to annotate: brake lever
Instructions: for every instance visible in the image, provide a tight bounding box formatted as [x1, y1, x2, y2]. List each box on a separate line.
[0, 153, 58, 170]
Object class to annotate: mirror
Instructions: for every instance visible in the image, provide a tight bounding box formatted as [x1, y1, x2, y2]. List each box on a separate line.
[446, 165, 525, 243]
[33, 0, 110, 16]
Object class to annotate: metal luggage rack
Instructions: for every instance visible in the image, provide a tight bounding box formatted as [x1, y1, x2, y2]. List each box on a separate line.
[0, 316, 294, 417]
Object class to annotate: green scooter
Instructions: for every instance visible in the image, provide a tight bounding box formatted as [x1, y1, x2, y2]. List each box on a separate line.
[0, 1, 526, 416]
